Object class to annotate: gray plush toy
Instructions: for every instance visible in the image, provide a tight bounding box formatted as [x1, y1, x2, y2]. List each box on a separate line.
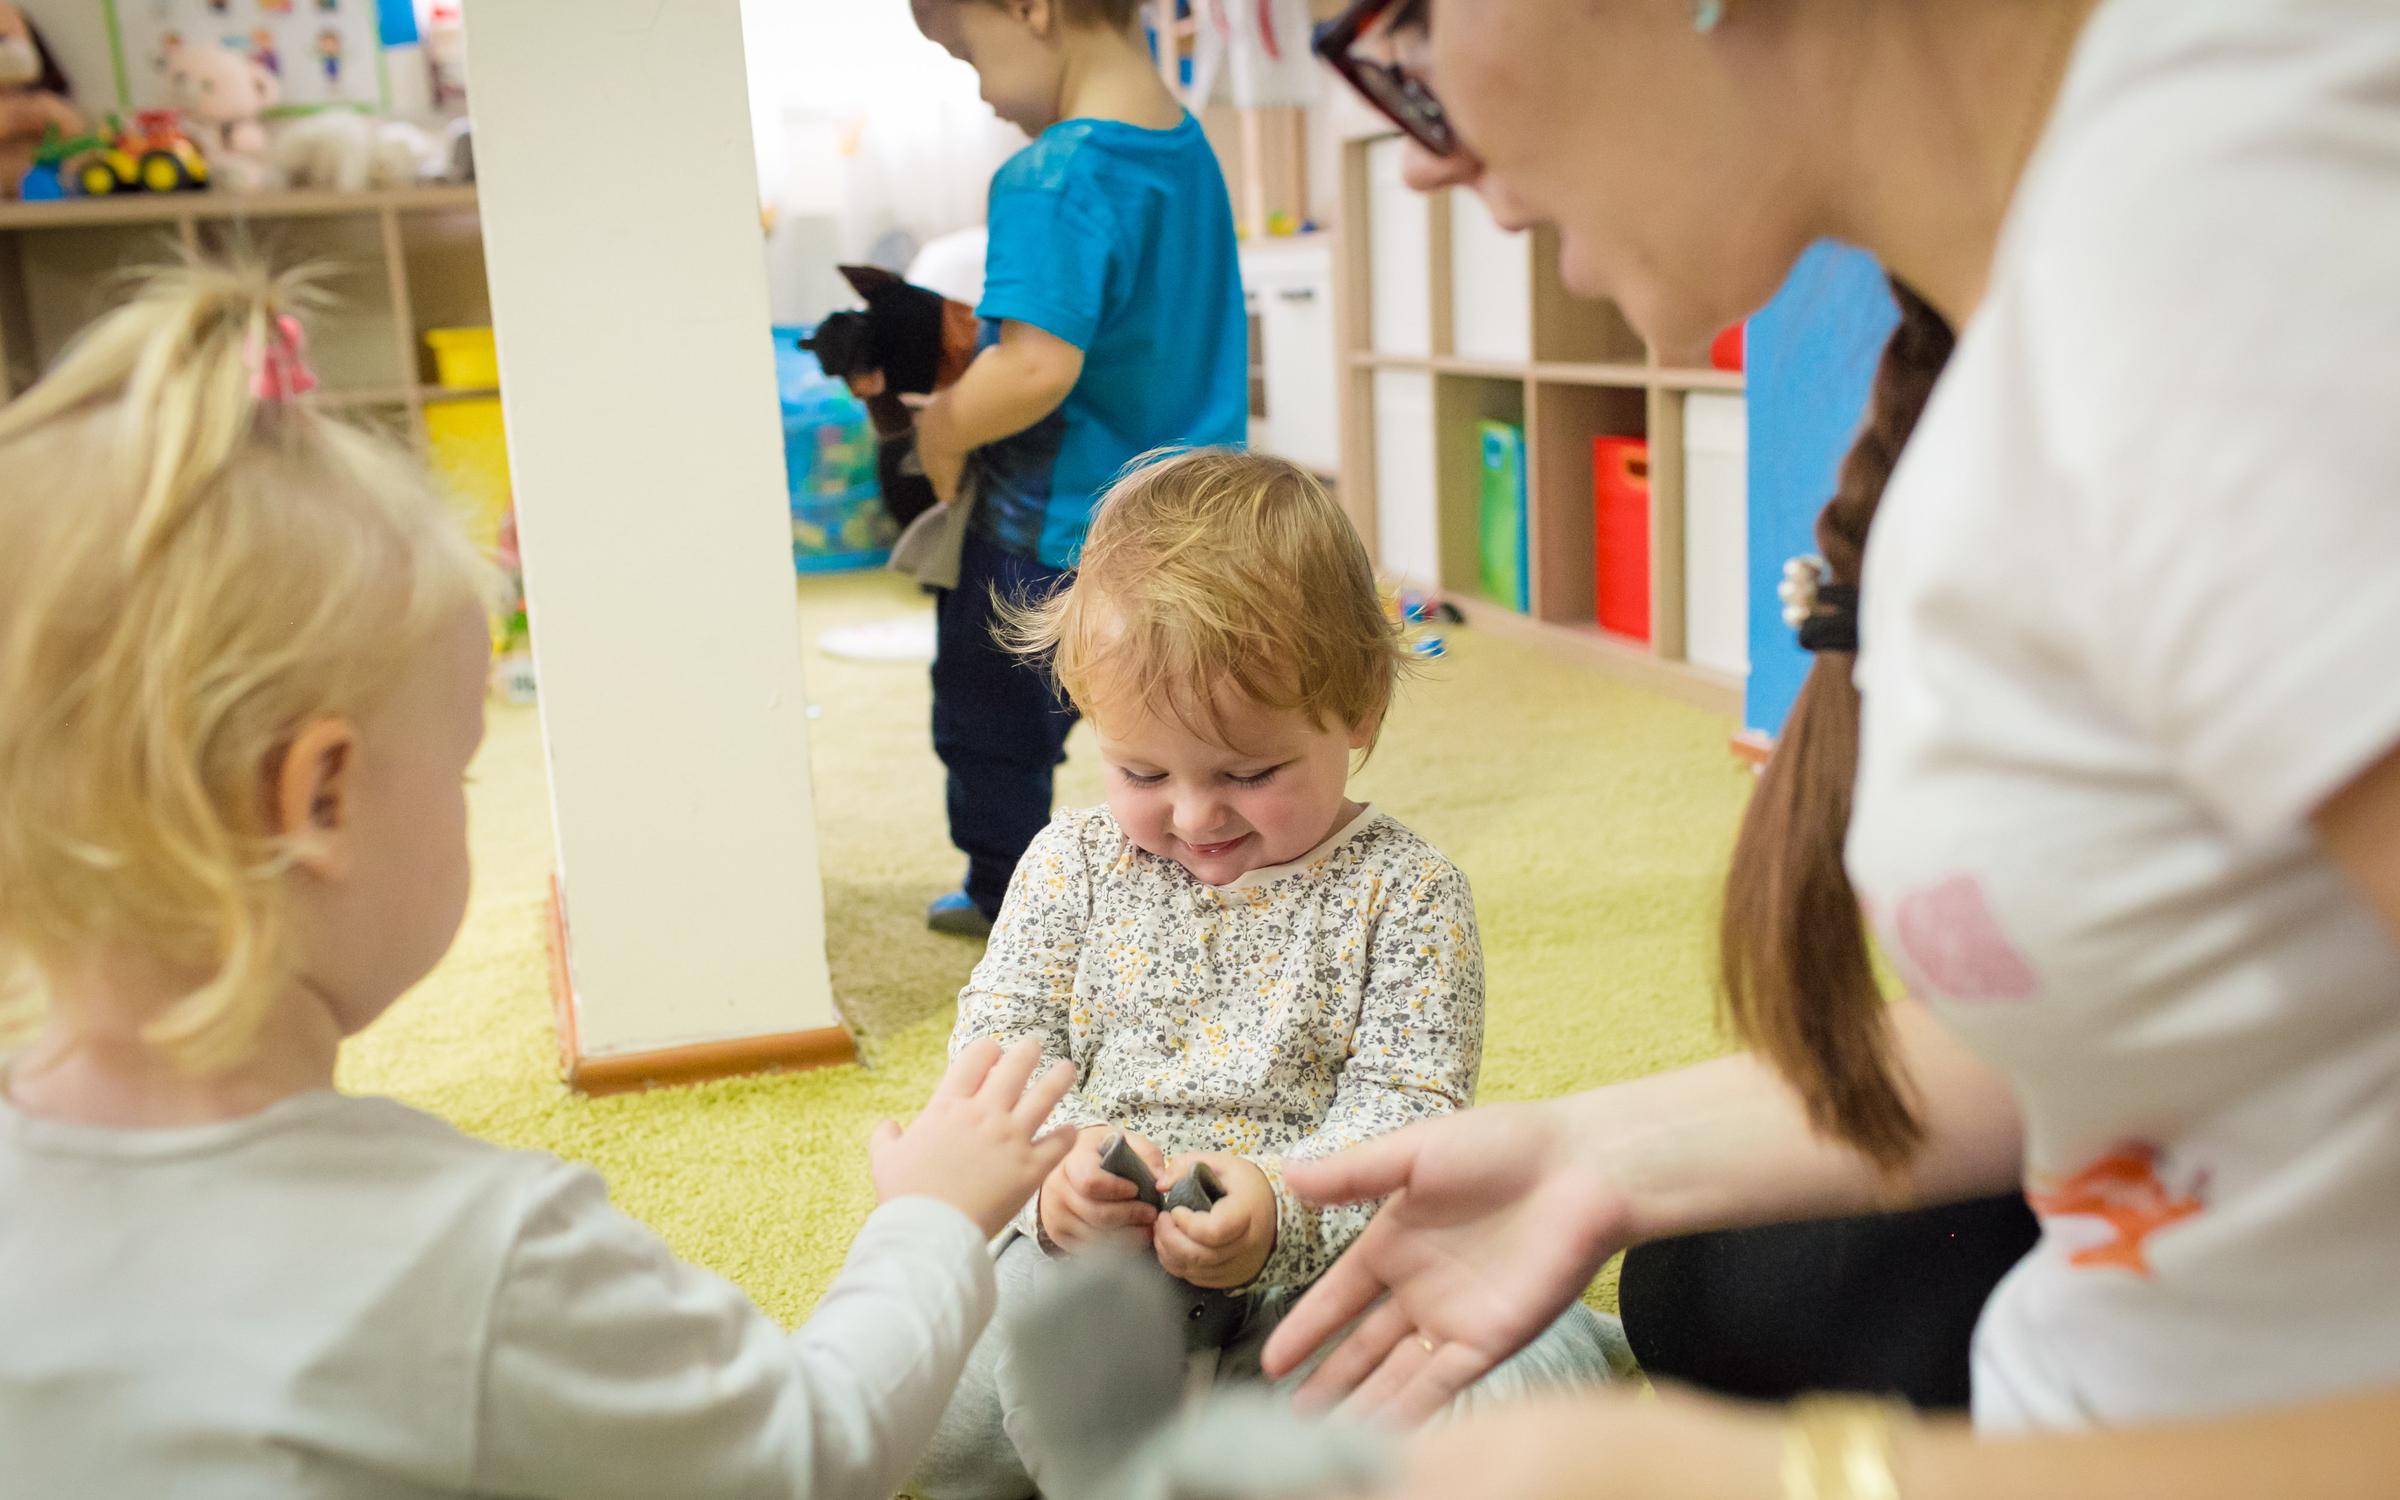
[1001, 1250, 1396, 1500]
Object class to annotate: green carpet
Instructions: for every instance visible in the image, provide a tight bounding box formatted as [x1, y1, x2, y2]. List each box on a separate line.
[336, 570, 1753, 1325]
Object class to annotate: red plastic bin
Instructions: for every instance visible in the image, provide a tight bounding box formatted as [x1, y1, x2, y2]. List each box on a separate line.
[1710, 323, 1746, 372]
[1593, 436, 1651, 641]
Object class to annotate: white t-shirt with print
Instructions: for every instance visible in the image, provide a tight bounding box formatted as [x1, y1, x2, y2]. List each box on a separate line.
[1845, 0, 2400, 1433]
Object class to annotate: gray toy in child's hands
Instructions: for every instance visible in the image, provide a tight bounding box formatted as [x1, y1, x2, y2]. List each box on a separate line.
[1094, 1130, 1249, 1352]
[1004, 1251, 1395, 1500]
[1098, 1130, 1225, 1215]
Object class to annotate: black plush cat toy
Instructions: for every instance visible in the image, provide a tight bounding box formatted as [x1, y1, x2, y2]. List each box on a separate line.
[801, 264, 981, 529]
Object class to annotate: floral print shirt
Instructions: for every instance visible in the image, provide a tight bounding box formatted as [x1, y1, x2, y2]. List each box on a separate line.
[950, 803, 1485, 1291]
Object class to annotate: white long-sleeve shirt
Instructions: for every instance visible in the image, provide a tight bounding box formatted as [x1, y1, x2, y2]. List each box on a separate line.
[0, 1085, 994, 1499]
[952, 804, 1485, 1289]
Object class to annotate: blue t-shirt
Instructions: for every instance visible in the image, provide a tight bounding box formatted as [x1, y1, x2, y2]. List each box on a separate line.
[970, 114, 1247, 569]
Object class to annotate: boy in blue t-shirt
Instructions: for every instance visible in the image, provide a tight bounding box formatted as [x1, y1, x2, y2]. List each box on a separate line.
[910, 0, 1247, 937]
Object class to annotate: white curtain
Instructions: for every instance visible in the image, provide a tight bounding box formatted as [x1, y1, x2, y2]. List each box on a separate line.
[742, 0, 1023, 322]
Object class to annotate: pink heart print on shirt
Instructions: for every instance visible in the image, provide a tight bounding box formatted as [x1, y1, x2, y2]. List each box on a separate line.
[1884, 874, 2039, 1002]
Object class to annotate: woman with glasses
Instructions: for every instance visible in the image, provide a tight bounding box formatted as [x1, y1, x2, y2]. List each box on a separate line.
[1266, 1, 2400, 1496]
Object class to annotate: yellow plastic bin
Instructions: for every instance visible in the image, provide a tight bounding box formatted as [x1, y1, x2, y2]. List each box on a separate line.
[424, 326, 501, 390]
[422, 327, 510, 557]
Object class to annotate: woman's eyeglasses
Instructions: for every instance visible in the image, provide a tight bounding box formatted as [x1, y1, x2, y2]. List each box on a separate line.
[1314, 0, 1458, 157]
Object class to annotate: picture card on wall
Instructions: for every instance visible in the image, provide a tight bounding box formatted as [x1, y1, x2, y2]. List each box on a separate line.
[108, 0, 390, 113]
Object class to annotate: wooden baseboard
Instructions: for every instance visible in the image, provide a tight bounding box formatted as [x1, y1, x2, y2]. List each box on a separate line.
[545, 873, 580, 1071]
[1731, 730, 1774, 770]
[544, 874, 857, 1096]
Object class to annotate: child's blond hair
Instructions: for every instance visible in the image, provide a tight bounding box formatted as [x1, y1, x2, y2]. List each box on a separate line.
[1004, 448, 1410, 751]
[0, 262, 492, 1071]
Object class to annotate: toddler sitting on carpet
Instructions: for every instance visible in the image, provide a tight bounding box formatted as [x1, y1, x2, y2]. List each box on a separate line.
[0, 264, 1080, 1500]
[914, 449, 1625, 1500]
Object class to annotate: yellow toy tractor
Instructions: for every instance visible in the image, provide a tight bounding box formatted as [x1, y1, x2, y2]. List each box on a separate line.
[74, 110, 209, 196]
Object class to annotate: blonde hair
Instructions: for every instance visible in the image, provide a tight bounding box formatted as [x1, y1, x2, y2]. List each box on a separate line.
[0, 261, 493, 1071]
[1004, 448, 1411, 751]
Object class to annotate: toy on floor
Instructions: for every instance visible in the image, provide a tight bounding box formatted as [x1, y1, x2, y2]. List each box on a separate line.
[1387, 587, 1463, 659]
[489, 507, 535, 704]
[1092, 1130, 1250, 1353]
[0, 2, 81, 202]
[1002, 1251, 1392, 1500]
[801, 264, 981, 529]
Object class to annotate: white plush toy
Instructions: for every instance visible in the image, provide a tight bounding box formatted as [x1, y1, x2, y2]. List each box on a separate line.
[164, 44, 277, 191]
[273, 110, 443, 193]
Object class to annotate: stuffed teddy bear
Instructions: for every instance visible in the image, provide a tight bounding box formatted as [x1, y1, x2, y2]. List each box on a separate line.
[164, 43, 278, 191]
[0, 3, 82, 202]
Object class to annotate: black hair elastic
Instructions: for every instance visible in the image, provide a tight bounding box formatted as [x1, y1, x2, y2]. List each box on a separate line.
[1797, 584, 1859, 654]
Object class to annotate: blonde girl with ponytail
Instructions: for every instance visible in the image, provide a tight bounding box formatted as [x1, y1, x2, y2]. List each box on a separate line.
[0, 262, 1085, 1499]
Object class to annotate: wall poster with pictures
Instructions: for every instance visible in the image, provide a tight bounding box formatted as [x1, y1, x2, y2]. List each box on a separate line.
[108, 0, 390, 113]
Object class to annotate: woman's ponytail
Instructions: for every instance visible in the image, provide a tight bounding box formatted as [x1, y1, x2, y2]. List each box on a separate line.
[1718, 281, 1954, 1171]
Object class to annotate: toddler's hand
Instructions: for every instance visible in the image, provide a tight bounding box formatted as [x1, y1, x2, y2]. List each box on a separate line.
[1154, 1153, 1278, 1290]
[914, 396, 967, 503]
[869, 1038, 1079, 1239]
[1040, 1125, 1168, 1254]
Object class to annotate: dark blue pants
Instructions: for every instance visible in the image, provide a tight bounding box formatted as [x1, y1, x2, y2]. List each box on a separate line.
[933, 530, 1080, 918]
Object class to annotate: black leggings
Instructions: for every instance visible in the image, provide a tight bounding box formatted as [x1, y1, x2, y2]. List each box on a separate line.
[1617, 1194, 2041, 1411]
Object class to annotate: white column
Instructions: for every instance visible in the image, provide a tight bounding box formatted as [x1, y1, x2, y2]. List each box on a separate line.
[465, 0, 839, 1065]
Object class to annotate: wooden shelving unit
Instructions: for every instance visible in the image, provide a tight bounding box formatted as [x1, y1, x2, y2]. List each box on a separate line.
[1332, 131, 1745, 718]
[0, 184, 490, 448]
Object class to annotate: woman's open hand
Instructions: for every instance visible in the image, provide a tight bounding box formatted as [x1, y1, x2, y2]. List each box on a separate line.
[1261, 1101, 1633, 1425]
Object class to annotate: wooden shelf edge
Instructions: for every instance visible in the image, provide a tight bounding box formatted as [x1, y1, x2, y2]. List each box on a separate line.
[1656, 367, 1747, 393]
[1430, 355, 1528, 380]
[312, 385, 416, 411]
[1530, 360, 1657, 389]
[311, 382, 501, 413]
[1356, 353, 1690, 393]
[1420, 585, 1745, 719]
[0, 184, 478, 232]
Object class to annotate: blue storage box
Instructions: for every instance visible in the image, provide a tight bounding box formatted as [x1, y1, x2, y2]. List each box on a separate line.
[774, 327, 895, 574]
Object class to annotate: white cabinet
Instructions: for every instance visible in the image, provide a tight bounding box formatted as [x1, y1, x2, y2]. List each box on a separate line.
[1366, 136, 1432, 356]
[1243, 237, 1339, 474]
[1448, 188, 1532, 365]
[1371, 368, 1440, 584]
[1682, 392, 1750, 677]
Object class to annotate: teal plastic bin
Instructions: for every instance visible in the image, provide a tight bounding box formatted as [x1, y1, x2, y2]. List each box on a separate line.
[1479, 421, 1530, 612]
[774, 326, 894, 574]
